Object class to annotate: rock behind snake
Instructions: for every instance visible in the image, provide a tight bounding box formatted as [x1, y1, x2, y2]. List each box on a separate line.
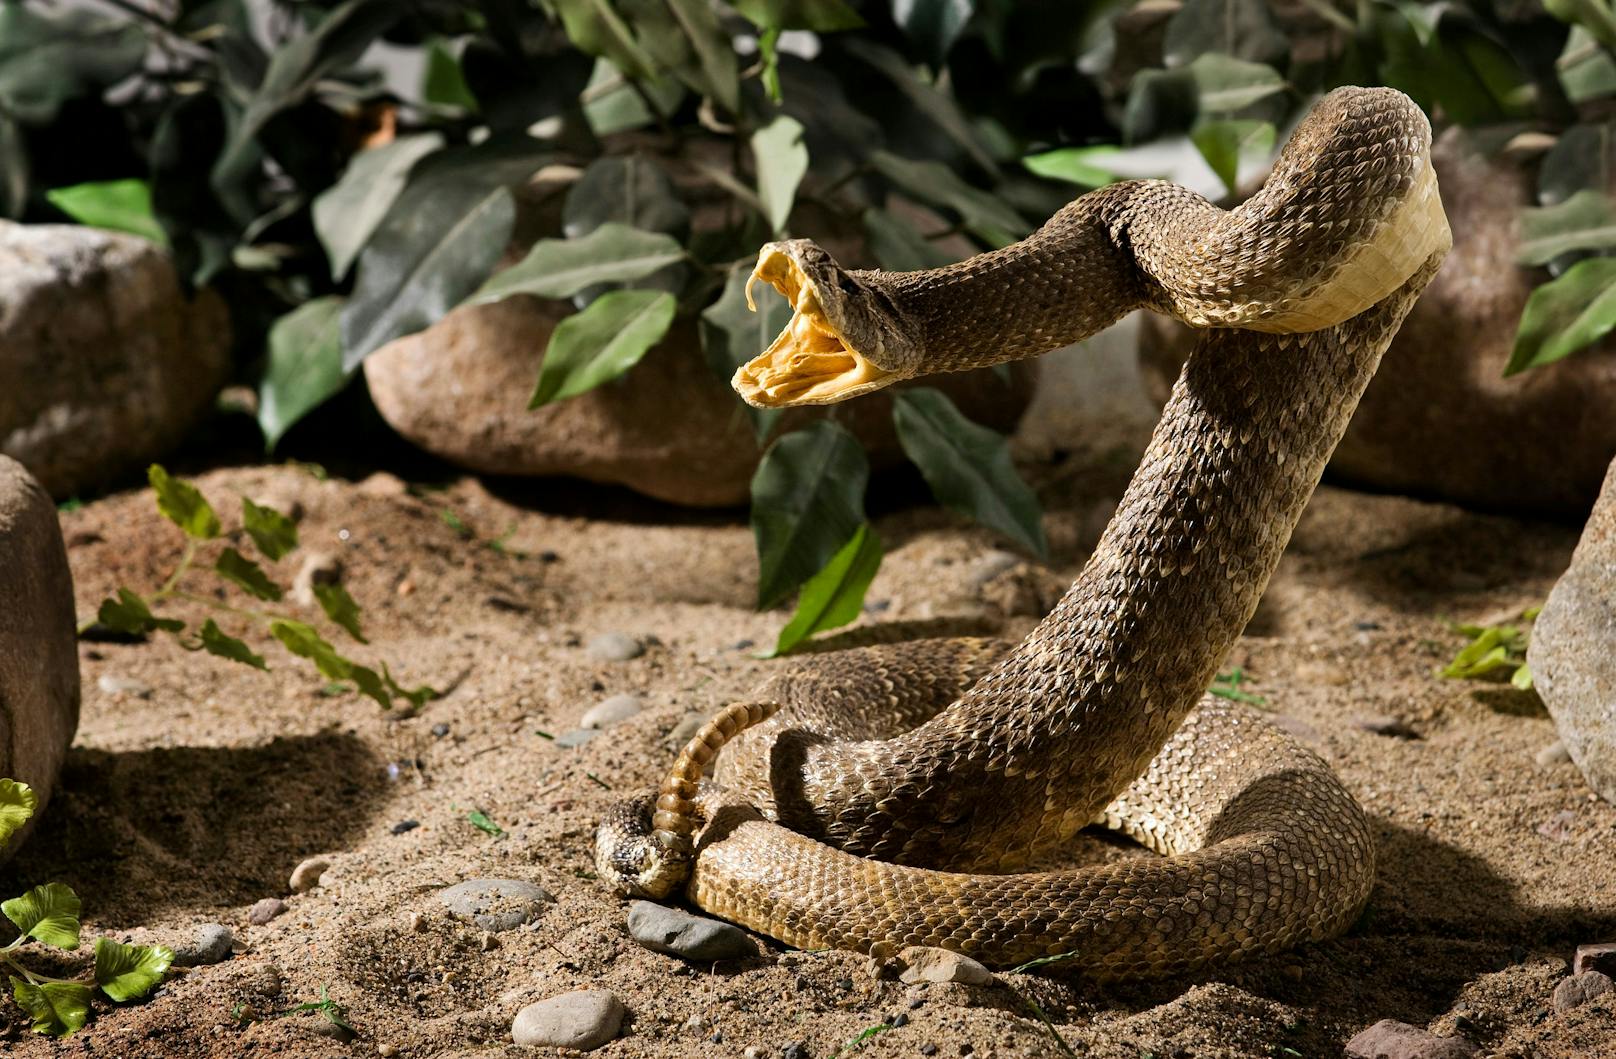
[597, 87, 1452, 979]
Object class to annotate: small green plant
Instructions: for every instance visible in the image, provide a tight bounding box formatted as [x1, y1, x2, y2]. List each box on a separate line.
[0, 780, 172, 1037]
[86, 465, 436, 711]
[233, 984, 353, 1032]
[833, 1022, 893, 1057]
[1210, 667, 1268, 705]
[1439, 607, 1540, 690]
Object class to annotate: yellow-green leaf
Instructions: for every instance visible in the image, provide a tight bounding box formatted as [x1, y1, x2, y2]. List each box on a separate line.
[149, 465, 220, 540]
[767, 523, 883, 656]
[528, 290, 676, 407]
[94, 937, 173, 1002]
[215, 547, 283, 602]
[10, 978, 90, 1037]
[314, 583, 367, 644]
[3, 882, 81, 949]
[0, 779, 36, 848]
[1506, 257, 1616, 375]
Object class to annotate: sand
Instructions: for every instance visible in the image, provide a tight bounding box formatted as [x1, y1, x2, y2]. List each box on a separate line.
[3, 346, 1614, 1058]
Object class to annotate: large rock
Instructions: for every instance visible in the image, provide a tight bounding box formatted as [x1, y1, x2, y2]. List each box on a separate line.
[364, 152, 1033, 508]
[1530, 457, 1616, 803]
[1138, 127, 1616, 516]
[0, 223, 231, 500]
[0, 457, 80, 858]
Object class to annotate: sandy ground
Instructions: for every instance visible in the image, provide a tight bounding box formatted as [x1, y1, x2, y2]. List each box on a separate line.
[3, 340, 1614, 1059]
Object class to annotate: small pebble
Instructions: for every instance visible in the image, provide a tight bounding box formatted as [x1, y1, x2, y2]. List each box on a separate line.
[908, 997, 924, 1009]
[969, 549, 1021, 587]
[712, 1030, 724, 1043]
[479, 931, 499, 952]
[896, 946, 994, 986]
[377, 1045, 397, 1057]
[782, 1043, 809, 1059]
[407, 912, 427, 932]
[437, 879, 553, 932]
[1575, 941, 1616, 976]
[667, 713, 706, 746]
[745, 1048, 766, 1059]
[1537, 809, 1578, 842]
[892, 1012, 909, 1028]
[511, 989, 624, 1050]
[1344, 1019, 1479, 1059]
[171, 924, 234, 966]
[587, 632, 644, 661]
[289, 857, 330, 893]
[391, 819, 420, 834]
[308, 1018, 356, 1042]
[247, 898, 287, 925]
[431, 723, 451, 738]
[1536, 741, 1571, 766]
[920, 1047, 937, 1057]
[627, 900, 757, 962]
[731, 639, 755, 651]
[358, 471, 408, 497]
[582, 693, 644, 729]
[1552, 970, 1614, 1013]
[96, 675, 152, 698]
[293, 552, 343, 607]
[555, 728, 600, 748]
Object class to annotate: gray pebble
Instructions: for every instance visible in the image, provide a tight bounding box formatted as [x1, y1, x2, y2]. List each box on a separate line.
[587, 632, 644, 661]
[306, 1017, 356, 1043]
[437, 878, 553, 932]
[512, 989, 624, 1050]
[969, 549, 1021, 587]
[1351, 714, 1421, 739]
[248, 898, 287, 925]
[627, 900, 757, 962]
[1344, 1019, 1479, 1059]
[582, 693, 643, 729]
[782, 1043, 809, 1059]
[97, 674, 152, 698]
[1536, 740, 1571, 766]
[172, 924, 234, 965]
[896, 946, 994, 985]
[667, 712, 706, 747]
[1575, 941, 1616, 976]
[288, 856, 330, 893]
[555, 728, 600, 748]
[1553, 970, 1614, 1013]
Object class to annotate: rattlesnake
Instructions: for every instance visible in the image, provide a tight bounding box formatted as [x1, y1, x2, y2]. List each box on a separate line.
[596, 86, 1451, 979]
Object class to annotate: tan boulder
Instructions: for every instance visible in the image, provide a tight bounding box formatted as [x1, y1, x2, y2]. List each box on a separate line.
[0, 457, 80, 859]
[1138, 127, 1616, 516]
[0, 223, 231, 500]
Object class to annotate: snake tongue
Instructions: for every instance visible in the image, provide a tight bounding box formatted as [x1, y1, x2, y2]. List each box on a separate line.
[732, 246, 895, 408]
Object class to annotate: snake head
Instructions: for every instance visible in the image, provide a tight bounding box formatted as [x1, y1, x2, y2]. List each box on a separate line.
[732, 240, 918, 408]
[594, 794, 696, 899]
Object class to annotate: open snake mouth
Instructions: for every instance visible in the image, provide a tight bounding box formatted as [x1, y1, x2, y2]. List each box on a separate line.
[731, 246, 894, 408]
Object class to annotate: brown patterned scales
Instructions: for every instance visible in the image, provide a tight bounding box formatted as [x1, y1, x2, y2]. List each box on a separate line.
[596, 86, 1452, 979]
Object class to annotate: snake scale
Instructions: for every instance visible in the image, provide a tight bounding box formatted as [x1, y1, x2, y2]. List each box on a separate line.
[596, 87, 1452, 979]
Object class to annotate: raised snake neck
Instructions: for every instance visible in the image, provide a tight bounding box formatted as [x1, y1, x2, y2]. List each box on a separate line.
[596, 87, 1452, 977]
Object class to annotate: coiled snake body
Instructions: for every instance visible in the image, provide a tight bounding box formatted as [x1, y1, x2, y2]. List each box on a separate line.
[596, 87, 1452, 980]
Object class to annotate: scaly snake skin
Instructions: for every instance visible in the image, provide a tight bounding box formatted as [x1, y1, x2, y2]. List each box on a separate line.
[595, 87, 1452, 979]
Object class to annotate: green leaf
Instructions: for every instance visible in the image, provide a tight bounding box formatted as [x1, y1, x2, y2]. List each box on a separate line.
[562, 156, 691, 242]
[529, 290, 677, 407]
[314, 583, 367, 644]
[751, 422, 869, 609]
[1190, 120, 1276, 196]
[242, 498, 299, 561]
[581, 58, 686, 136]
[1022, 145, 1125, 188]
[213, 0, 404, 187]
[758, 26, 783, 102]
[767, 523, 883, 656]
[869, 151, 1027, 247]
[1559, 27, 1616, 103]
[422, 39, 478, 111]
[45, 180, 166, 246]
[861, 207, 957, 272]
[1187, 52, 1287, 113]
[555, 0, 658, 80]
[382, 665, 438, 711]
[732, 0, 865, 32]
[195, 619, 268, 671]
[1518, 190, 1616, 265]
[892, 0, 974, 66]
[3, 883, 81, 949]
[699, 268, 789, 440]
[0, 4, 144, 124]
[467, 809, 504, 836]
[1538, 123, 1616, 207]
[215, 548, 283, 602]
[892, 388, 1047, 558]
[312, 134, 444, 282]
[149, 465, 220, 540]
[340, 140, 551, 371]
[1164, 0, 1288, 66]
[95, 588, 185, 637]
[1506, 257, 1616, 375]
[841, 39, 997, 177]
[752, 115, 809, 235]
[270, 620, 353, 682]
[258, 297, 349, 453]
[1546, 0, 1616, 50]
[635, 0, 742, 115]
[93, 938, 173, 1002]
[0, 779, 35, 849]
[10, 978, 90, 1037]
[467, 223, 686, 306]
